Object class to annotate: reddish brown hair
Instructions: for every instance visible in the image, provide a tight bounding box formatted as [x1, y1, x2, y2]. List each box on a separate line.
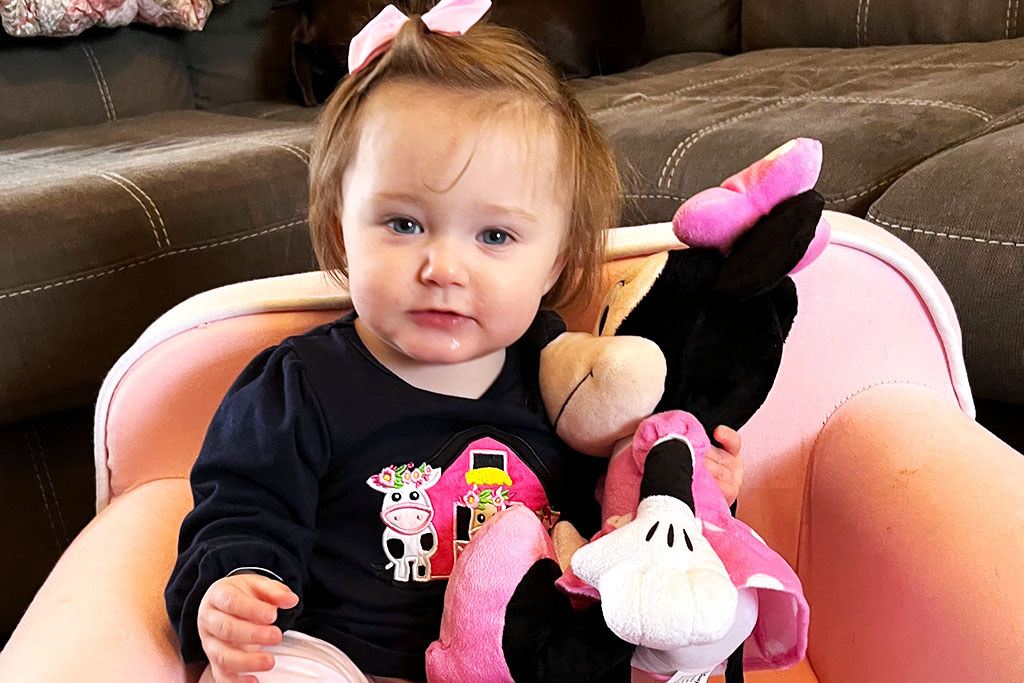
[308, 17, 620, 309]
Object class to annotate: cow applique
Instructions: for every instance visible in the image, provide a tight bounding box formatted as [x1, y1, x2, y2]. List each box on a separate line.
[367, 463, 442, 582]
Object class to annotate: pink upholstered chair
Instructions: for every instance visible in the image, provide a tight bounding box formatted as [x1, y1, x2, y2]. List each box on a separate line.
[2, 213, 1022, 683]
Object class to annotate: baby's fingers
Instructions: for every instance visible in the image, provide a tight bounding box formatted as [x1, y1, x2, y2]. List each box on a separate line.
[244, 575, 300, 610]
[205, 636, 276, 680]
[210, 579, 292, 623]
[712, 425, 742, 455]
[200, 608, 283, 648]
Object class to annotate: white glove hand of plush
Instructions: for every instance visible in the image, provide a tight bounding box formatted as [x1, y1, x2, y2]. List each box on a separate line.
[631, 587, 758, 678]
[571, 494, 739, 651]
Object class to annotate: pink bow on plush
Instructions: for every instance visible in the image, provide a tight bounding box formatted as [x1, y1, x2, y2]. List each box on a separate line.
[348, 0, 493, 74]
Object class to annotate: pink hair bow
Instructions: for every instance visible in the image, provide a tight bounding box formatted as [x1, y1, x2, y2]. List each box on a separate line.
[348, 0, 493, 74]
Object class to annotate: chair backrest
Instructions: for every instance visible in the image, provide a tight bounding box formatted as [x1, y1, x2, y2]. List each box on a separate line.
[95, 214, 973, 572]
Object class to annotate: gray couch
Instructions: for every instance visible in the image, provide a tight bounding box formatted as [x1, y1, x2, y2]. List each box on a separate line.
[2, 0, 1022, 644]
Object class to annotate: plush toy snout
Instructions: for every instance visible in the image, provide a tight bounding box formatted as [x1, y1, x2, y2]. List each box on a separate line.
[539, 332, 667, 457]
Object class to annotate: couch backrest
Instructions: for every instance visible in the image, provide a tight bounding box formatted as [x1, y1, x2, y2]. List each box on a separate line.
[0, 27, 193, 141]
[741, 0, 1022, 50]
[641, 0, 741, 56]
[183, 0, 300, 109]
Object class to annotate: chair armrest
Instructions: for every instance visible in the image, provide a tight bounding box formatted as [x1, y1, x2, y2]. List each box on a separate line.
[800, 383, 1024, 682]
[0, 479, 199, 683]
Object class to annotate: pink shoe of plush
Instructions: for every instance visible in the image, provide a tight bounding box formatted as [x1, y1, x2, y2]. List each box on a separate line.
[425, 504, 555, 683]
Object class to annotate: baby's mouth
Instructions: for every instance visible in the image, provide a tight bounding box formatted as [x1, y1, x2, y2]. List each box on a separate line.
[409, 309, 474, 329]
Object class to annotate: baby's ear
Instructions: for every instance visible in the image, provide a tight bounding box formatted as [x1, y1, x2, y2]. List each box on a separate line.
[714, 190, 823, 300]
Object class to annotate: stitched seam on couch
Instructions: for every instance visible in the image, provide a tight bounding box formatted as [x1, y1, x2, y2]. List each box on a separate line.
[588, 58, 1023, 117]
[0, 156, 170, 248]
[80, 45, 117, 123]
[656, 96, 996, 191]
[856, 0, 872, 47]
[590, 57, 808, 115]
[247, 138, 311, 165]
[24, 424, 70, 551]
[867, 212, 1024, 247]
[1007, 0, 1022, 39]
[0, 218, 308, 301]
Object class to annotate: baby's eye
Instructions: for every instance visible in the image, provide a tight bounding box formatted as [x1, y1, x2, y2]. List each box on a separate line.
[387, 218, 422, 235]
[478, 228, 511, 246]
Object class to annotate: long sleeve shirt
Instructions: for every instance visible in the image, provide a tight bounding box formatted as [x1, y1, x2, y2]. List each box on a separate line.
[165, 311, 602, 680]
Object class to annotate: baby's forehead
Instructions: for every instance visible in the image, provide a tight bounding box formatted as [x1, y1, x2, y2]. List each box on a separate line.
[362, 81, 561, 152]
[352, 82, 568, 200]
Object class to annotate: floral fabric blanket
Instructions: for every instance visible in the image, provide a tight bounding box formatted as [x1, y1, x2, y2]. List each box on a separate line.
[2, 0, 214, 37]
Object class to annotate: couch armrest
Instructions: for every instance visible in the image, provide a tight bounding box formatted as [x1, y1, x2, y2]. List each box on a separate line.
[0, 479, 198, 683]
[801, 383, 1024, 682]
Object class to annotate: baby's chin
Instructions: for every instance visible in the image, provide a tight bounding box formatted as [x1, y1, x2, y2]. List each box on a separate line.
[401, 341, 502, 366]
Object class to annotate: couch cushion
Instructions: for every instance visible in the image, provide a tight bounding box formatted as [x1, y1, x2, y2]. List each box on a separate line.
[0, 26, 192, 140]
[742, 0, 1021, 50]
[212, 101, 321, 123]
[641, 0, 740, 56]
[0, 406, 95, 642]
[0, 111, 316, 424]
[867, 122, 1024, 406]
[184, 0, 300, 108]
[574, 39, 1024, 225]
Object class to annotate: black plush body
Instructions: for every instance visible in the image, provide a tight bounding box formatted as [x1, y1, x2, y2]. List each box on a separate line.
[614, 191, 822, 437]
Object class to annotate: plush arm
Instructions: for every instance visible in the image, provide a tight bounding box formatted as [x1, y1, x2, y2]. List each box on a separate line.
[800, 383, 1024, 683]
[0, 479, 199, 683]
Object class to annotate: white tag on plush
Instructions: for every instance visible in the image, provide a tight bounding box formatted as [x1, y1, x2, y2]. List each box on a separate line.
[667, 671, 711, 683]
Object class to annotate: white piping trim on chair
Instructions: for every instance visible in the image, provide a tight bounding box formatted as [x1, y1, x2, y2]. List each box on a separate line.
[93, 214, 975, 511]
[827, 229, 975, 418]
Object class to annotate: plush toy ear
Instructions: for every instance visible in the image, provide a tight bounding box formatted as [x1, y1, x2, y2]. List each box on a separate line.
[594, 251, 669, 337]
[714, 189, 823, 300]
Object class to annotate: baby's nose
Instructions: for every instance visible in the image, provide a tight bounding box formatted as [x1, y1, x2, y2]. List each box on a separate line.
[420, 242, 468, 286]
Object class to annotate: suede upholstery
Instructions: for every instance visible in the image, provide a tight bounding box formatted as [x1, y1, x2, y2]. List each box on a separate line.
[2, 0, 1022, 647]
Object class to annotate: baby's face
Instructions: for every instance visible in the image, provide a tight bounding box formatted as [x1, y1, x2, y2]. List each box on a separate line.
[340, 83, 571, 366]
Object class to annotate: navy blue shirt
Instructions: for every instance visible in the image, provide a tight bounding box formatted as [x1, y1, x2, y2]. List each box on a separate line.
[165, 312, 602, 680]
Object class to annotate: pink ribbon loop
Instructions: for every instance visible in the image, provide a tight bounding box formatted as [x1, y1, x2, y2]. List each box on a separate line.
[347, 0, 493, 74]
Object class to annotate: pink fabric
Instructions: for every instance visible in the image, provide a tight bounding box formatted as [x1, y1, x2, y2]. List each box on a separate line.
[347, 0, 492, 73]
[738, 218, 963, 569]
[104, 310, 343, 501]
[789, 218, 831, 274]
[673, 139, 823, 253]
[426, 505, 555, 683]
[565, 412, 808, 671]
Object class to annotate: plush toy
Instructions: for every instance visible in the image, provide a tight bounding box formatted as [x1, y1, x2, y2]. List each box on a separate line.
[425, 139, 826, 683]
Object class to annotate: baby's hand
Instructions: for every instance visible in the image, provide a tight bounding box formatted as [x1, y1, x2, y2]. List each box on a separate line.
[705, 425, 743, 507]
[198, 573, 299, 683]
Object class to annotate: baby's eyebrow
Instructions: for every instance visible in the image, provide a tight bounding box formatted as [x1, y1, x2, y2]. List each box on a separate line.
[372, 192, 538, 224]
[372, 191, 420, 204]
[479, 202, 538, 225]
